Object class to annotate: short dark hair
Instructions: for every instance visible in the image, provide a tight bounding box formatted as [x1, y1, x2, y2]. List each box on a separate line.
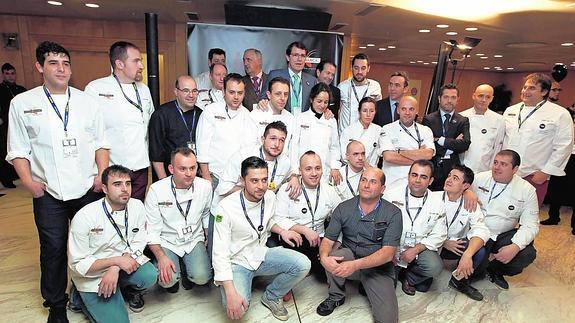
[241, 156, 268, 178]
[316, 59, 336, 74]
[263, 121, 288, 137]
[439, 83, 459, 97]
[109, 41, 139, 68]
[286, 41, 307, 56]
[208, 48, 226, 60]
[358, 96, 377, 112]
[352, 53, 369, 66]
[209, 63, 228, 74]
[170, 146, 196, 164]
[496, 149, 521, 168]
[36, 41, 70, 66]
[409, 159, 434, 177]
[268, 77, 290, 92]
[101, 165, 132, 187]
[524, 73, 552, 99]
[390, 71, 409, 87]
[450, 164, 474, 185]
[2, 63, 15, 72]
[223, 73, 244, 91]
[308, 82, 332, 108]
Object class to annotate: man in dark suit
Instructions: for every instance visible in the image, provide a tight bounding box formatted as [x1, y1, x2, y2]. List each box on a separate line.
[260, 41, 317, 114]
[315, 59, 341, 121]
[242, 48, 267, 111]
[422, 83, 471, 191]
[374, 71, 409, 127]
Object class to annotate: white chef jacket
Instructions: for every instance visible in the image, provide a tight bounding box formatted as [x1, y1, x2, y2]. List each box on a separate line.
[196, 88, 224, 110]
[290, 109, 340, 181]
[333, 163, 363, 201]
[275, 180, 342, 237]
[384, 187, 447, 251]
[379, 121, 435, 191]
[195, 102, 259, 180]
[339, 120, 382, 166]
[68, 198, 148, 292]
[337, 78, 382, 133]
[6, 86, 108, 201]
[503, 100, 573, 177]
[460, 107, 506, 174]
[250, 105, 296, 155]
[441, 192, 490, 243]
[145, 176, 212, 257]
[194, 71, 212, 91]
[211, 145, 293, 214]
[472, 172, 539, 250]
[85, 75, 154, 171]
[212, 190, 294, 282]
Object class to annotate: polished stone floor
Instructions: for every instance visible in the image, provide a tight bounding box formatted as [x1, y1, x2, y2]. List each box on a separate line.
[1, 184, 574, 323]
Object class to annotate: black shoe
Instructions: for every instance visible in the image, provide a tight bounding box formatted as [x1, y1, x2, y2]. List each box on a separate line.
[47, 307, 69, 323]
[358, 283, 367, 296]
[164, 283, 179, 294]
[316, 297, 345, 316]
[125, 288, 145, 312]
[540, 218, 560, 225]
[449, 277, 484, 301]
[487, 270, 509, 290]
[180, 275, 195, 290]
[399, 275, 416, 296]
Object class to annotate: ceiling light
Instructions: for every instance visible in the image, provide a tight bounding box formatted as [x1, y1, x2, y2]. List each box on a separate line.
[493, 54, 503, 57]
[378, 48, 386, 51]
[409, 61, 416, 63]
[465, 27, 478, 31]
[387, 45, 396, 49]
[436, 24, 449, 28]
[367, 43, 375, 47]
[457, 44, 471, 50]
[480, 56, 488, 59]
[555, 62, 563, 65]
[47, 1, 62, 5]
[85, 3, 99, 8]
[506, 67, 514, 70]
[419, 29, 431, 33]
[432, 61, 438, 64]
[359, 46, 367, 49]
[476, 53, 485, 56]
[483, 67, 490, 70]
[561, 42, 574, 46]
[446, 31, 458, 35]
[417, 60, 423, 63]
[423, 62, 430, 65]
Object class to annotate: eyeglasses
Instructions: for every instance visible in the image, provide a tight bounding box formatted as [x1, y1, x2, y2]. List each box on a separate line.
[290, 53, 307, 59]
[177, 87, 199, 95]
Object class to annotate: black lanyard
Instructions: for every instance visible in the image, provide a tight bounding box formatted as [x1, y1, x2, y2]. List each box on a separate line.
[259, 147, 277, 183]
[488, 181, 508, 203]
[345, 165, 358, 196]
[351, 80, 369, 104]
[302, 181, 321, 229]
[442, 192, 463, 229]
[518, 100, 545, 129]
[239, 191, 265, 240]
[399, 122, 422, 148]
[43, 85, 70, 135]
[113, 74, 142, 114]
[175, 101, 197, 141]
[404, 186, 428, 230]
[101, 200, 130, 248]
[170, 178, 192, 223]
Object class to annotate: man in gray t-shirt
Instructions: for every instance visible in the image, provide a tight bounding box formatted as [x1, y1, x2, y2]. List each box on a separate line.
[316, 167, 402, 323]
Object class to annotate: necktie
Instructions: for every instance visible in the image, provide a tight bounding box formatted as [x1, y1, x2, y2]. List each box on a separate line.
[252, 76, 260, 98]
[393, 101, 400, 121]
[291, 74, 301, 108]
[443, 113, 451, 136]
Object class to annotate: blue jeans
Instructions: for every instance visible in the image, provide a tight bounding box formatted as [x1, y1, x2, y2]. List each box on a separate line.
[76, 262, 157, 323]
[157, 242, 212, 288]
[219, 247, 310, 308]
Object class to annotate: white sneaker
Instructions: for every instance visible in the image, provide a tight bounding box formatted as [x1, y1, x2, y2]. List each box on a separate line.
[260, 293, 288, 321]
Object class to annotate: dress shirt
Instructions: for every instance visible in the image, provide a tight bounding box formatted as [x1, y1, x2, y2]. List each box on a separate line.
[7, 86, 108, 201]
[337, 78, 382, 132]
[288, 69, 303, 116]
[339, 120, 383, 166]
[438, 110, 455, 158]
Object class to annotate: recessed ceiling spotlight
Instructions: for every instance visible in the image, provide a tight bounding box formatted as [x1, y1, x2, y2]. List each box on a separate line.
[436, 24, 449, 28]
[465, 27, 478, 31]
[432, 61, 437, 64]
[561, 42, 574, 46]
[483, 67, 490, 70]
[476, 53, 485, 56]
[47, 1, 62, 5]
[85, 3, 99, 8]
[423, 62, 430, 65]
[419, 29, 431, 33]
[417, 60, 423, 63]
[409, 61, 416, 63]
[493, 54, 503, 58]
[387, 45, 396, 49]
[359, 46, 367, 49]
[367, 44, 375, 47]
[555, 62, 564, 65]
[506, 67, 514, 70]
[446, 31, 458, 36]
[378, 48, 386, 51]
[480, 56, 488, 59]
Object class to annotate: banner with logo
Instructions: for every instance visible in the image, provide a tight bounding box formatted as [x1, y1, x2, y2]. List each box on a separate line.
[187, 23, 344, 83]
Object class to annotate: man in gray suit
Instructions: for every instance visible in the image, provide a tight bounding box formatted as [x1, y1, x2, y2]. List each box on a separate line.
[260, 41, 317, 115]
[242, 48, 267, 111]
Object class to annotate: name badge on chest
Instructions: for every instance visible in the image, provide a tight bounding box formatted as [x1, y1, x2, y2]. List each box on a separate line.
[62, 138, 79, 158]
[131, 249, 150, 265]
[178, 225, 194, 241]
[404, 231, 417, 248]
[187, 141, 196, 152]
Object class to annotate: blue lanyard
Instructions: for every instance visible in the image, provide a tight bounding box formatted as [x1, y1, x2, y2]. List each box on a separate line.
[442, 192, 463, 229]
[101, 200, 130, 248]
[170, 177, 192, 223]
[175, 101, 197, 141]
[240, 191, 265, 240]
[301, 181, 321, 229]
[488, 181, 508, 203]
[345, 165, 358, 196]
[518, 100, 545, 129]
[43, 86, 70, 134]
[113, 74, 142, 113]
[358, 199, 381, 217]
[259, 147, 277, 183]
[399, 122, 422, 148]
[405, 186, 428, 230]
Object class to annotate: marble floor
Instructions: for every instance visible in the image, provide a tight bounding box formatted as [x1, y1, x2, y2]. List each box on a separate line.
[1, 184, 574, 323]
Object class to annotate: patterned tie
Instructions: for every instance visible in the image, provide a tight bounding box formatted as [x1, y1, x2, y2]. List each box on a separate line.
[393, 101, 400, 121]
[291, 74, 301, 109]
[252, 76, 260, 98]
[443, 113, 451, 136]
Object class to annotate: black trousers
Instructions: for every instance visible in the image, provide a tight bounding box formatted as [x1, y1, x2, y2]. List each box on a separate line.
[32, 189, 102, 308]
[475, 229, 536, 277]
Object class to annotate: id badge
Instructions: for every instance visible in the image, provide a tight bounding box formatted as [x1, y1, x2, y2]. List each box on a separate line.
[187, 141, 196, 152]
[177, 225, 194, 240]
[404, 231, 417, 248]
[62, 138, 79, 158]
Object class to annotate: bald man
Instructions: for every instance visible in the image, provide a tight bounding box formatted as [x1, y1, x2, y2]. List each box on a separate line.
[460, 84, 505, 174]
[334, 140, 366, 200]
[149, 75, 203, 179]
[379, 96, 435, 190]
